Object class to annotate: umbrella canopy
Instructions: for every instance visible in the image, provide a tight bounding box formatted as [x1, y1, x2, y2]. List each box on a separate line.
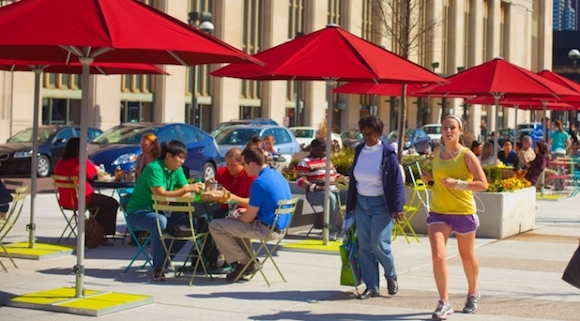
[333, 82, 427, 96]
[211, 24, 445, 83]
[0, 0, 260, 65]
[0, 59, 168, 75]
[415, 58, 580, 99]
[465, 97, 577, 110]
[212, 24, 444, 245]
[0, 0, 262, 298]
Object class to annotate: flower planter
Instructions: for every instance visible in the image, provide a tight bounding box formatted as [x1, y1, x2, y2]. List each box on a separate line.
[407, 187, 536, 239]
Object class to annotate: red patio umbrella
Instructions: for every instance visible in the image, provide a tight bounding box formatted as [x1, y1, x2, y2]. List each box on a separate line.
[212, 24, 445, 244]
[414, 58, 580, 161]
[537, 69, 580, 101]
[333, 82, 427, 96]
[0, 0, 261, 297]
[0, 58, 167, 249]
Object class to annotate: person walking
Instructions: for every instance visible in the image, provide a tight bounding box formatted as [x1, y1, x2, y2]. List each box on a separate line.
[550, 120, 570, 159]
[421, 115, 488, 319]
[346, 115, 405, 300]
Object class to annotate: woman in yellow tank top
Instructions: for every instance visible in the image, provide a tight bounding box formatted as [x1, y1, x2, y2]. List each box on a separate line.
[421, 115, 488, 320]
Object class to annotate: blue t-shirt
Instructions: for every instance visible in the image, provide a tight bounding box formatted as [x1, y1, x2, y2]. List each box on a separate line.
[249, 166, 292, 230]
[550, 130, 569, 154]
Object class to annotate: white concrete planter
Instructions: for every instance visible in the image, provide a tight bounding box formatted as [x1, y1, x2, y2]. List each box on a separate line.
[407, 187, 536, 239]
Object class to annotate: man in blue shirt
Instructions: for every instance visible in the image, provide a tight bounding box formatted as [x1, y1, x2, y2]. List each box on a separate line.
[209, 147, 292, 281]
[531, 117, 551, 147]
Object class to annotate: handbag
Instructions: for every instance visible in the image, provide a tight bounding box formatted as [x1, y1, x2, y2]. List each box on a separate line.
[562, 242, 580, 290]
[85, 216, 104, 249]
[339, 222, 362, 287]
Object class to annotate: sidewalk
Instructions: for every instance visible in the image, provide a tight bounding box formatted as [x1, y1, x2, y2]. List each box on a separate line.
[0, 191, 579, 321]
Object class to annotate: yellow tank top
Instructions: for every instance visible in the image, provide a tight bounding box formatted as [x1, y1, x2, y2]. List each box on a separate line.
[430, 146, 476, 215]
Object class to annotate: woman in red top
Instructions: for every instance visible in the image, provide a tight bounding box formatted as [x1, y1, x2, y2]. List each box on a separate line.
[54, 138, 119, 246]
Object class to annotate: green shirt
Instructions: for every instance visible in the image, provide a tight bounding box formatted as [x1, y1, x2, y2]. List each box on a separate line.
[126, 159, 189, 214]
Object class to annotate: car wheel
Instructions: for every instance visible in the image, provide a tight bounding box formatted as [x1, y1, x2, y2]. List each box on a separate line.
[37, 155, 51, 177]
[202, 162, 216, 181]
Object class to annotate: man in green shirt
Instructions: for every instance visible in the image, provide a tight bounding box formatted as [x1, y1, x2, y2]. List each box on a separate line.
[126, 140, 203, 280]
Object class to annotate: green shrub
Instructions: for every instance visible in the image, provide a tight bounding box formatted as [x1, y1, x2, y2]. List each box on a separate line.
[330, 148, 355, 176]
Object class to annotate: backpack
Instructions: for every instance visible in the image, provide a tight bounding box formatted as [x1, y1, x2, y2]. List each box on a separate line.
[85, 216, 104, 249]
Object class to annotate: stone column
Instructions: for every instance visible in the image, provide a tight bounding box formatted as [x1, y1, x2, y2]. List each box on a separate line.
[9, 72, 35, 135]
[91, 75, 122, 131]
[211, 0, 243, 128]
[259, 1, 288, 125]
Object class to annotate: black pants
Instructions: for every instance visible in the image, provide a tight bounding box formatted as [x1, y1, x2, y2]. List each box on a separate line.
[199, 208, 230, 265]
[87, 194, 119, 236]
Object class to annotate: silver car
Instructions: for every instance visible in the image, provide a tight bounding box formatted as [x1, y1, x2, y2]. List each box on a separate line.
[214, 125, 300, 161]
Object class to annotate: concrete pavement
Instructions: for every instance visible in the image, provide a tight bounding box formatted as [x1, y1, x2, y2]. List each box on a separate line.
[0, 190, 579, 320]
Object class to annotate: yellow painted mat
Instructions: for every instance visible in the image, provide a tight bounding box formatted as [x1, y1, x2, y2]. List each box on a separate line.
[6, 287, 153, 316]
[281, 239, 342, 254]
[536, 194, 568, 201]
[0, 242, 74, 260]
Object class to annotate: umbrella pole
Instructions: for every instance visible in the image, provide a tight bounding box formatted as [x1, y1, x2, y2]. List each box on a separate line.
[540, 100, 548, 197]
[493, 94, 500, 164]
[28, 68, 43, 248]
[323, 79, 337, 245]
[75, 56, 94, 298]
[514, 105, 518, 149]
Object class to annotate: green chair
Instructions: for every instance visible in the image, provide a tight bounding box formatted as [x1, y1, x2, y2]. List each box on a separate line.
[234, 198, 299, 286]
[0, 185, 29, 272]
[117, 188, 152, 273]
[152, 195, 211, 285]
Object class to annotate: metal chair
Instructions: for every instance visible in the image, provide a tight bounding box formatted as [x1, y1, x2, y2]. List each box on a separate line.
[152, 195, 211, 285]
[51, 175, 99, 243]
[0, 185, 29, 272]
[393, 162, 429, 244]
[305, 178, 347, 237]
[233, 198, 299, 286]
[117, 188, 152, 273]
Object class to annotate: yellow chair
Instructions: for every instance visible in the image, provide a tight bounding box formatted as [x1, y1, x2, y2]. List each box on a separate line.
[0, 185, 29, 272]
[234, 198, 299, 286]
[151, 195, 211, 285]
[51, 175, 99, 243]
[393, 162, 429, 244]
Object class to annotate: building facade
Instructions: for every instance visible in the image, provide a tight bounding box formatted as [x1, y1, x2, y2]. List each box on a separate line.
[0, 0, 552, 141]
[554, 0, 577, 31]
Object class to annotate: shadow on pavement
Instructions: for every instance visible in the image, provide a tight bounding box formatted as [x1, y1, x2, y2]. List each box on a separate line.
[188, 289, 343, 302]
[248, 310, 432, 321]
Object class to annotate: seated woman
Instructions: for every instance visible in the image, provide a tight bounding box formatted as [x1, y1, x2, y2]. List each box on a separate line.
[470, 140, 482, 157]
[498, 140, 519, 168]
[135, 133, 161, 179]
[478, 142, 500, 165]
[524, 140, 553, 188]
[262, 134, 278, 161]
[54, 137, 119, 246]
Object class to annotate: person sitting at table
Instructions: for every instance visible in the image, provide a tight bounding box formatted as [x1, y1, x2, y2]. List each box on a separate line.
[246, 135, 262, 149]
[262, 135, 277, 160]
[523, 140, 555, 189]
[208, 147, 292, 281]
[498, 140, 518, 168]
[135, 133, 161, 179]
[478, 142, 500, 165]
[54, 137, 119, 246]
[125, 140, 204, 280]
[297, 138, 346, 240]
[199, 147, 256, 271]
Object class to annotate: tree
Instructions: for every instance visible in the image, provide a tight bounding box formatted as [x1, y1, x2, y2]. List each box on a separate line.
[372, 0, 440, 160]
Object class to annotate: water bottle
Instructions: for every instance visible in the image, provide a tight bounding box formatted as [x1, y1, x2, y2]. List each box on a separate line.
[194, 177, 203, 202]
[130, 166, 136, 182]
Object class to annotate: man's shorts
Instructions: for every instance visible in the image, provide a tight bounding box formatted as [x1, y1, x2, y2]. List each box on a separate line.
[427, 212, 479, 235]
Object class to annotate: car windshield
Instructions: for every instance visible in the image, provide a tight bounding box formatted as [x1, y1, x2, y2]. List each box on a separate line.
[215, 128, 262, 145]
[291, 129, 315, 138]
[423, 126, 441, 134]
[341, 130, 361, 139]
[91, 125, 159, 144]
[7, 127, 57, 143]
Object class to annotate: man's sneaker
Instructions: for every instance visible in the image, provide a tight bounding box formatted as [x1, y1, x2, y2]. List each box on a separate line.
[462, 292, 481, 314]
[432, 300, 454, 320]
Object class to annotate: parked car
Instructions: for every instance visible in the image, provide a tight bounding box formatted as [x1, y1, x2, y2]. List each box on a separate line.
[496, 128, 517, 146]
[422, 124, 442, 142]
[340, 129, 363, 149]
[214, 125, 300, 160]
[211, 118, 278, 136]
[89, 122, 221, 181]
[290, 126, 343, 150]
[516, 122, 540, 139]
[0, 125, 103, 177]
[387, 129, 431, 154]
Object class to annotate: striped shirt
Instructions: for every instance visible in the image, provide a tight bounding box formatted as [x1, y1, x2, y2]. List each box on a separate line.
[296, 156, 338, 192]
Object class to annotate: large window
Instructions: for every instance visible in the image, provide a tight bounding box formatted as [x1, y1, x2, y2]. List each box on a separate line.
[240, 0, 262, 103]
[327, 0, 341, 25]
[287, 0, 305, 126]
[41, 98, 81, 125]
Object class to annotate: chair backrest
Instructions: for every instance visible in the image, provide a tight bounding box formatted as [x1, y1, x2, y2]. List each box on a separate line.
[0, 185, 28, 237]
[335, 177, 349, 191]
[270, 198, 299, 235]
[3, 180, 24, 194]
[151, 195, 196, 237]
[51, 175, 79, 209]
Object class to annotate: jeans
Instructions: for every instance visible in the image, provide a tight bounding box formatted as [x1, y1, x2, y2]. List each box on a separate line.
[307, 189, 347, 233]
[355, 194, 396, 291]
[127, 209, 189, 270]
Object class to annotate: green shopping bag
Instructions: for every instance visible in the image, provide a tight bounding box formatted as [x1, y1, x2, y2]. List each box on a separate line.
[339, 223, 362, 287]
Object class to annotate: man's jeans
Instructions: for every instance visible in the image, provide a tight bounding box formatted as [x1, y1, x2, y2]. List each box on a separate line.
[355, 194, 396, 291]
[127, 209, 189, 270]
[306, 189, 347, 233]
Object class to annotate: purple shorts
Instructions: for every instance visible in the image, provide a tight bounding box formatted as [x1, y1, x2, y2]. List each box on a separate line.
[427, 212, 479, 235]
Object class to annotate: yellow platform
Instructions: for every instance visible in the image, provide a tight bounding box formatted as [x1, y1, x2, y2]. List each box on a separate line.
[281, 239, 342, 254]
[5, 287, 153, 316]
[0, 242, 73, 260]
[536, 193, 568, 201]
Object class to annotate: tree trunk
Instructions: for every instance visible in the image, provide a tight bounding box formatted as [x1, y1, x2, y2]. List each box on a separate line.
[396, 0, 411, 161]
[397, 84, 407, 161]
